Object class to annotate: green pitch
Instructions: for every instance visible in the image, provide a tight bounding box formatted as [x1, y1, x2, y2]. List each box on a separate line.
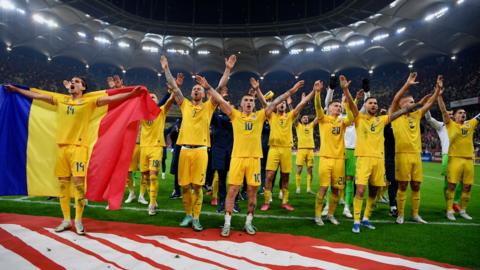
[1, 152, 479, 268]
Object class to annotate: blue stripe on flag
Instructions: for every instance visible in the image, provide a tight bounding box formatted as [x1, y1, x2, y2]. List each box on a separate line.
[0, 85, 32, 195]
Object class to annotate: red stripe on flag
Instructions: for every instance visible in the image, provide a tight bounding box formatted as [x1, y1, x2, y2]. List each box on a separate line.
[32, 227, 128, 270]
[0, 227, 63, 270]
[172, 238, 305, 270]
[86, 86, 160, 210]
[126, 234, 238, 270]
[85, 233, 174, 270]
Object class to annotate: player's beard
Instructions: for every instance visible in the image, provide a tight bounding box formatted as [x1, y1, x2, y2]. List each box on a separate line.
[192, 92, 201, 101]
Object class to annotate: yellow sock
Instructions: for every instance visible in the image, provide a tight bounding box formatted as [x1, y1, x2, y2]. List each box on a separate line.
[353, 197, 363, 223]
[181, 186, 192, 216]
[327, 192, 339, 216]
[192, 188, 203, 219]
[149, 174, 158, 207]
[127, 173, 134, 193]
[445, 189, 454, 212]
[363, 196, 375, 220]
[397, 189, 407, 217]
[307, 173, 312, 191]
[295, 174, 301, 190]
[264, 190, 272, 205]
[74, 183, 86, 221]
[315, 192, 324, 218]
[411, 190, 420, 217]
[212, 171, 219, 200]
[282, 188, 289, 204]
[59, 181, 71, 221]
[460, 190, 471, 210]
[140, 174, 148, 196]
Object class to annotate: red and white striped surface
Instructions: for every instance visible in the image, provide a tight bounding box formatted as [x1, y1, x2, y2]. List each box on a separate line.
[0, 213, 463, 270]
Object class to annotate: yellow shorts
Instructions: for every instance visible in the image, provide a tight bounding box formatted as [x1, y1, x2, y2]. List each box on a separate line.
[139, 146, 163, 173]
[318, 157, 345, 189]
[178, 147, 208, 186]
[266, 146, 292, 173]
[296, 148, 314, 167]
[395, 153, 423, 182]
[55, 145, 88, 178]
[355, 157, 386, 186]
[447, 157, 474, 185]
[129, 144, 140, 172]
[228, 157, 261, 187]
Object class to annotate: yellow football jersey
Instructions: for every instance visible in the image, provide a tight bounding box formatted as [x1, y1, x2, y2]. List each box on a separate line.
[296, 122, 315, 149]
[53, 95, 97, 146]
[140, 105, 167, 147]
[177, 99, 216, 146]
[392, 110, 423, 153]
[230, 109, 266, 158]
[317, 106, 351, 159]
[354, 114, 389, 158]
[268, 111, 294, 147]
[447, 118, 478, 158]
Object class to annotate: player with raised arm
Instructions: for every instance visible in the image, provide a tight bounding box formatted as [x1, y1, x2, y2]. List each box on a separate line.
[198, 75, 305, 236]
[139, 92, 175, 215]
[160, 54, 235, 231]
[390, 73, 442, 225]
[425, 105, 463, 212]
[438, 86, 479, 221]
[294, 100, 317, 194]
[313, 79, 351, 225]
[260, 80, 307, 212]
[5, 77, 142, 234]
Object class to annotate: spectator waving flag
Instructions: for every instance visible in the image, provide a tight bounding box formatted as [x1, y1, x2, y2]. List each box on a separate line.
[0, 85, 160, 210]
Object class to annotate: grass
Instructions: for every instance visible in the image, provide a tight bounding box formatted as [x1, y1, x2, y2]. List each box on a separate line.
[1, 152, 479, 268]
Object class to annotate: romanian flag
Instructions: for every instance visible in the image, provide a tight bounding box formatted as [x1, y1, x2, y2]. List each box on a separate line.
[0, 85, 160, 209]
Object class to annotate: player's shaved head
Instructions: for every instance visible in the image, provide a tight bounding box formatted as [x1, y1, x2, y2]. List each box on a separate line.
[191, 84, 205, 102]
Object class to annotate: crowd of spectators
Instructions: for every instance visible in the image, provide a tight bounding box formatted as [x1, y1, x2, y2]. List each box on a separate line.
[1, 45, 479, 156]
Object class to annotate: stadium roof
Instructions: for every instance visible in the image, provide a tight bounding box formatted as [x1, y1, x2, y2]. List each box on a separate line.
[1, 0, 479, 75]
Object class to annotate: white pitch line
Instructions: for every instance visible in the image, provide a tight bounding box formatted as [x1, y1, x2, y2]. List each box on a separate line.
[12, 196, 30, 201]
[423, 174, 480, 187]
[0, 197, 479, 227]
